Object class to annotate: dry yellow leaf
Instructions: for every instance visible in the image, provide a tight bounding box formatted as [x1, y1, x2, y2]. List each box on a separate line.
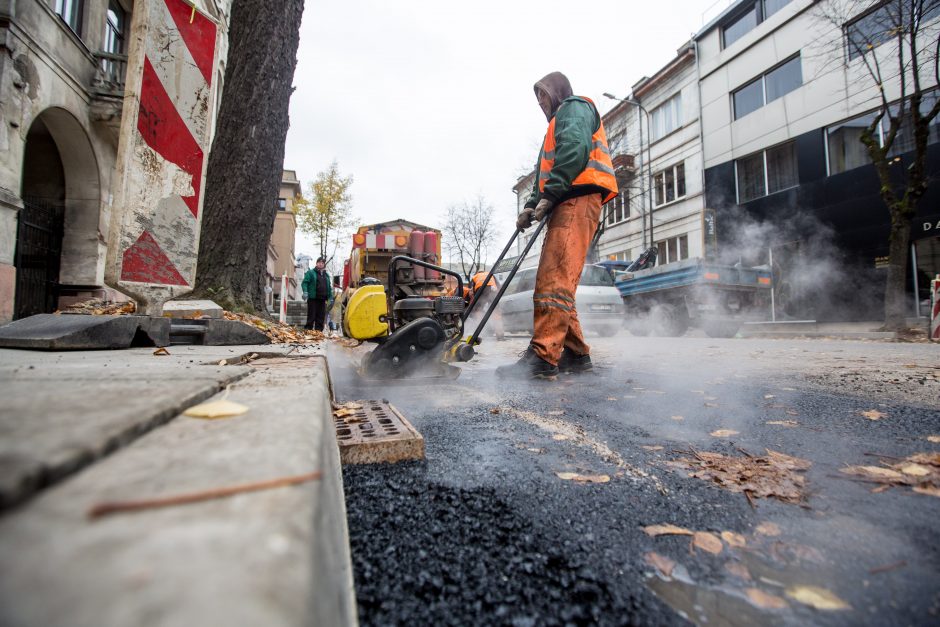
[859, 409, 887, 421]
[555, 472, 610, 483]
[489, 407, 501, 414]
[153, 347, 170, 356]
[745, 588, 788, 610]
[912, 485, 940, 498]
[644, 551, 676, 577]
[721, 531, 746, 548]
[899, 463, 931, 477]
[785, 585, 850, 610]
[710, 429, 740, 437]
[642, 445, 664, 451]
[692, 531, 723, 555]
[841, 465, 904, 480]
[670, 415, 684, 421]
[766, 420, 799, 427]
[340, 402, 363, 410]
[333, 408, 357, 418]
[552, 434, 569, 441]
[184, 399, 249, 419]
[643, 524, 694, 537]
[218, 359, 228, 366]
[927, 435, 940, 443]
[755, 522, 781, 536]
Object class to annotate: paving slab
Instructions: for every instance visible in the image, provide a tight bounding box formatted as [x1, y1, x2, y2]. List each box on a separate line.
[0, 346, 290, 509]
[162, 299, 224, 319]
[0, 352, 356, 627]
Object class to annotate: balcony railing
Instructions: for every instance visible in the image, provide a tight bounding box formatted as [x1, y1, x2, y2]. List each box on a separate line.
[612, 153, 636, 172]
[92, 51, 128, 95]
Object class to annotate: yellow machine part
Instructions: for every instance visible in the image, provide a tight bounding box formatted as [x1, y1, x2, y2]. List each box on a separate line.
[343, 285, 389, 340]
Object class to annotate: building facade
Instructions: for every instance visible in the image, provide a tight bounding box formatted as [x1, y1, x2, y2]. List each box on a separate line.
[0, 0, 230, 323]
[696, 0, 940, 320]
[270, 168, 301, 302]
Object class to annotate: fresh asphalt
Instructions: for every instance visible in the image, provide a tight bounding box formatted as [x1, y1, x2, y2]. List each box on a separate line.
[330, 333, 940, 626]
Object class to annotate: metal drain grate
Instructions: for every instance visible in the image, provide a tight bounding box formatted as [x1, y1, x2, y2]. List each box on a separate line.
[333, 400, 424, 464]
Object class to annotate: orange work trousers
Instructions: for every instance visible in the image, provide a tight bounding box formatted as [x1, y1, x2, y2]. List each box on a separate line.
[531, 193, 601, 365]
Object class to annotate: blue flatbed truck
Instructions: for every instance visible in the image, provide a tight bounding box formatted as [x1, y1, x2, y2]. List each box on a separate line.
[613, 258, 773, 337]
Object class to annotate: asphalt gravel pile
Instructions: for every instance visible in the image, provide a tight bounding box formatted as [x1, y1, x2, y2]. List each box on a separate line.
[344, 463, 622, 627]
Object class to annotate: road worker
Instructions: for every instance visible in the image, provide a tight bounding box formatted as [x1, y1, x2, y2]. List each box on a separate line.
[468, 271, 505, 342]
[497, 71, 618, 379]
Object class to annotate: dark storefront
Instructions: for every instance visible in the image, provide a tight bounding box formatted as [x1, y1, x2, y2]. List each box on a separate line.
[704, 129, 940, 322]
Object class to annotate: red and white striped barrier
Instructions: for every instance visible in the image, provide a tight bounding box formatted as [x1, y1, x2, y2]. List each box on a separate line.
[106, 0, 222, 315]
[930, 275, 940, 342]
[279, 274, 288, 324]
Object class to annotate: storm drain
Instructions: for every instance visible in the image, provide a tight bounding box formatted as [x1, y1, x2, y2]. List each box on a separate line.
[333, 400, 425, 465]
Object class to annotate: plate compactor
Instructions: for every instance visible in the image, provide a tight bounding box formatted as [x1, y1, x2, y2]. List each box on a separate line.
[342, 217, 550, 381]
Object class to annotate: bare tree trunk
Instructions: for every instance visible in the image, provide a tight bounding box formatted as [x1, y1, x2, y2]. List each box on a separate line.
[191, 0, 305, 314]
[884, 208, 912, 329]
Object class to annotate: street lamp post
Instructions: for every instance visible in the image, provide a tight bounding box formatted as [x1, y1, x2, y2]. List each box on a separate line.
[603, 93, 655, 250]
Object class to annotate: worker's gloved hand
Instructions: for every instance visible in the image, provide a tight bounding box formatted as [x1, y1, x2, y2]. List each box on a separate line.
[516, 208, 535, 231]
[302, 292, 308, 301]
[533, 198, 555, 222]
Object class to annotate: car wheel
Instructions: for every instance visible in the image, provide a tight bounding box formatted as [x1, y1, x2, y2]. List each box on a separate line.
[650, 304, 689, 337]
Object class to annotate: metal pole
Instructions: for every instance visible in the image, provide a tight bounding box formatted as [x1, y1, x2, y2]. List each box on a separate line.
[636, 108, 647, 250]
[769, 246, 776, 322]
[643, 104, 654, 248]
[911, 242, 920, 318]
[462, 229, 520, 321]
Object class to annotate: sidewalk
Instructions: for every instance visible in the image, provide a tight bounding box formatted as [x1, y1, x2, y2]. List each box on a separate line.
[0, 344, 356, 627]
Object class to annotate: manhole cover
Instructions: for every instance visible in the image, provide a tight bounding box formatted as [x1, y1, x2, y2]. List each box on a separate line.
[333, 400, 424, 464]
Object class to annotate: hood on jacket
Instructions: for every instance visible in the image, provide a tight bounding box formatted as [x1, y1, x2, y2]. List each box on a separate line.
[534, 71, 573, 121]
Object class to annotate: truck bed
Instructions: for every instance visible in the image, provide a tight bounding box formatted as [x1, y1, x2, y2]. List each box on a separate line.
[615, 258, 771, 297]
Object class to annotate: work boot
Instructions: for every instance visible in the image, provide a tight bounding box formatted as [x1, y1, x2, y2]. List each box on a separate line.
[558, 348, 592, 373]
[495, 345, 559, 380]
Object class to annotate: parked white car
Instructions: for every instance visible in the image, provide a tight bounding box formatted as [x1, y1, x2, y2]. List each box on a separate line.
[494, 264, 624, 336]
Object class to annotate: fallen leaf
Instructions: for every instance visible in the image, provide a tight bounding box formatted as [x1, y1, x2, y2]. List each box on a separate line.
[871, 484, 891, 493]
[745, 588, 788, 610]
[755, 522, 781, 536]
[555, 472, 610, 483]
[692, 531, 723, 555]
[552, 434, 569, 441]
[859, 409, 887, 421]
[607, 397, 618, 401]
[670, 415, 684, 421]
[725, 561, 751, 580]
[840, 465, 904, 481]
[642, 445, 664, 451]
[766, 420, 799, 427]
[644, 551, 676, 577]
[710, 429, 740, 437]
[184, 399, 249, 419]
[912, 485, 940, 498]
[899, 463, 931, 477]
[908, 452, 940, 466]
[785, 585, 850, 611]
[333, 408, 358, 419]
[927, 435, 940, 443]
[721, 531, 746, 548]
[643, 524, 694, 537]
[153, 347, 170, 356]
[218, 359, 228, 366]
[489, 407, 501, 414]
[526, 448, 543, 453]
[340, 402, 363, 410]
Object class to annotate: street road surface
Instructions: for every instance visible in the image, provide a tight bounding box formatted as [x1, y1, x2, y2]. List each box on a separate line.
[328, 332, 940, 626]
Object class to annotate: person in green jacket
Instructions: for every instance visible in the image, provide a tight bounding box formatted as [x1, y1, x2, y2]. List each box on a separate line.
[301, 257, 334, 331]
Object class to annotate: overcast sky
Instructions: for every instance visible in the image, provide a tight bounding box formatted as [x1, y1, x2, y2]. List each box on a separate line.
[285, 0, 729, 262]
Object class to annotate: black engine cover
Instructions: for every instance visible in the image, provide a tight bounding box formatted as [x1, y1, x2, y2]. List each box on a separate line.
[361, 317, 448, 379]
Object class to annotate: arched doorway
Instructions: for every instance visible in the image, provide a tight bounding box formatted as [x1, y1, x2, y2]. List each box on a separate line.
[15, 108, 101, 319]
[14, 117, 65, 319]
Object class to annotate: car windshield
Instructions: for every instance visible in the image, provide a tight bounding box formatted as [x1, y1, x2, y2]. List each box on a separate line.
[580, 265, 615, 286]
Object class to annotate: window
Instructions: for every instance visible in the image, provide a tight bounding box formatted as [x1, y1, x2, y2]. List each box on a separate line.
[733, 56, 802, 120]
[826, 90, 940, 174]
[277, 198, 287, 211]
[55, 0, 84, 34]
[846, 2, 940, 61]
[655, 235, 690, 265]
[580, 265, 615, 287]
[653, 162, 686, 207]
[722, 0, 793, 48]
[104, 1, 126, 54]
[735, 141, 798, 203]
[604, 192, 629, 226]
[650, 93, 682, 141]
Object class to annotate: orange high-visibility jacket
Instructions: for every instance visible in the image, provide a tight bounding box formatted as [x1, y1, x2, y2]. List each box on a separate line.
[538, 96, 618, 204]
